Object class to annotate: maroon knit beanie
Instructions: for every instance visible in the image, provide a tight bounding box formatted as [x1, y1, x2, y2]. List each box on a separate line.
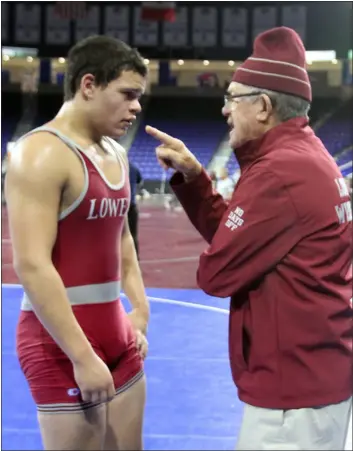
[232, 26, 312, 102]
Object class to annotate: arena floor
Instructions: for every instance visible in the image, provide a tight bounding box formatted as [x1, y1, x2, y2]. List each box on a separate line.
[1, 205, 352, 450]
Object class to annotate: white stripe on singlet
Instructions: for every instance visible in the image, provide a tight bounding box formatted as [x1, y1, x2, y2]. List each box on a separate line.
[21, 281, 121, 311]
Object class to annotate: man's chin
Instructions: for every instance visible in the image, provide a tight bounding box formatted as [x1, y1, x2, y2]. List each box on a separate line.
[229, 136, 240, 149]
[230, 134, 250, 150]
[229, 129, 240, 149]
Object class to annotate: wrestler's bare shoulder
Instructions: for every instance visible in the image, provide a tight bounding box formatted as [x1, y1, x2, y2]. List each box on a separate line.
[8, 130, 75, 178]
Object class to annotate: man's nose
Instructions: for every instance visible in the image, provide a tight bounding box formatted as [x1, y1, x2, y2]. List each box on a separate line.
[222, 104, 230, 117]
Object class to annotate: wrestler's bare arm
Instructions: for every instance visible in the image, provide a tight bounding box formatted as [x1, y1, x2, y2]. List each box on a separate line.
[5, 134, 96, 365]
[112, 140, 150, 331]
[121, 218, 150, 328]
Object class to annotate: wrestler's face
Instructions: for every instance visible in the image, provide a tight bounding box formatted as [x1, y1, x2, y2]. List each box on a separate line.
[222, 82, 274, 149]
[81, 70, 146, 138]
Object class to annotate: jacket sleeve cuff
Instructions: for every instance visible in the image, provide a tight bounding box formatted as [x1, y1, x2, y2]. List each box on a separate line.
[170, 168, 211, 198]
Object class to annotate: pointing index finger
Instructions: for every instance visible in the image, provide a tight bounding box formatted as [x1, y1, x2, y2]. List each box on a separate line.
[145, 125, 179, 148]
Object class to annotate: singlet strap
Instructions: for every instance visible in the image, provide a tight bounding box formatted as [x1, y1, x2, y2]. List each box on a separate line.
[16, 126, 87, 153]
[15, 126, 90, 220]
[104, 137, 129, 170]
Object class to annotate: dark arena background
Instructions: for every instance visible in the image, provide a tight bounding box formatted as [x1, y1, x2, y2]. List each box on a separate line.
[1, 1, 352, 450]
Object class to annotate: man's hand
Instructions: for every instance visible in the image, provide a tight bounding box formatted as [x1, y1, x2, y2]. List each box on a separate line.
[145, 125, 202, 181]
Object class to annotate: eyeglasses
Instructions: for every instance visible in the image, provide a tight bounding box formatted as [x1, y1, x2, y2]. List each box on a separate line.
[223, 91, 265, 107]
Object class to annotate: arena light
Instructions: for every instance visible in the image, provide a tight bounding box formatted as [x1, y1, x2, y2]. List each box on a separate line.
[177, 59, 184, 65]
[2, 46, 38, 57]
[306, 50, 336, 62]
[228, 60, 235, 67]
[58, 57, 66, 64]
[203, 60, 210, 66]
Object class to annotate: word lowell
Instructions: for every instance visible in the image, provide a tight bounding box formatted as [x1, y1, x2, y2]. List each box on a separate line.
[87, 197, 129, 220]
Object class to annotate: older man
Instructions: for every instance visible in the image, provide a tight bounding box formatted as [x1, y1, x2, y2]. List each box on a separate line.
[146, 27, 352, 450]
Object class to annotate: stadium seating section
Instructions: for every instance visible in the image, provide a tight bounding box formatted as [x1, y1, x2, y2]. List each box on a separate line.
[2, 93, 352, 181]
[128, 96, 227, 180]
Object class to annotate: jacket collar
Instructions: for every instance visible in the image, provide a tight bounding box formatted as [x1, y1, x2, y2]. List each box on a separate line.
[234, 117, 312, 170]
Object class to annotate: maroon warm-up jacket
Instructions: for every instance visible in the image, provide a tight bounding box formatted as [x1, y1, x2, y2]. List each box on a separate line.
[171, 117, 352, 409]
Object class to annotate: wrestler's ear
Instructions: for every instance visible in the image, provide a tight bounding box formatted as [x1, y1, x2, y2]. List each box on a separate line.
[80, 73, 96, 100]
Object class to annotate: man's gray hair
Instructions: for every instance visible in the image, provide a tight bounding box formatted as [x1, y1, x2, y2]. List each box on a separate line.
[244, 85, 311, 122]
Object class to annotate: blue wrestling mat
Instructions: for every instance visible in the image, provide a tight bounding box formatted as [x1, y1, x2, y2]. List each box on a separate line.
[2, 285, 243, 450]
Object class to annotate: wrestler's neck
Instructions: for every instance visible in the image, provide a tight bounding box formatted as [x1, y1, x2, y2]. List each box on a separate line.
[54, 99, 102, 145]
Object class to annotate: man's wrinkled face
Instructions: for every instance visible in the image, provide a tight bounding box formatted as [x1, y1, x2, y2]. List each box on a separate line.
[222, 82, 274, 149]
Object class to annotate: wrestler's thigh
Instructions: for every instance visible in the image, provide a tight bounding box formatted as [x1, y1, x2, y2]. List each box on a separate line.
[38, 402, 107, 451]
[104, 375, 147, 451]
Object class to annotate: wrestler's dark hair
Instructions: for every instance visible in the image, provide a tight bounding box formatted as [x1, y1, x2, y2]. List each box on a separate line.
[64, 35, 147, 101]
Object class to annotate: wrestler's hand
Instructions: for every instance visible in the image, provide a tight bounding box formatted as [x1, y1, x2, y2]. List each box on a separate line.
[128, 307, 149, 335]
[128, 308, 149, 359]
[73, 352, 115, 404]
[135, 329, 149, 360]
[145, 125, 202, 181]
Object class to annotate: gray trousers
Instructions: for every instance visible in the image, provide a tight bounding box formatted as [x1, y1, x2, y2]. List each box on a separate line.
[236, 397, 352, 450]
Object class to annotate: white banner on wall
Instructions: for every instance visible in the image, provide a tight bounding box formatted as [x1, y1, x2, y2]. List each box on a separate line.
[162, 7, 188, 47]
[104, 5, 129, 43]
[133, 7, 158, 47]
[15, 3, 41, 44]
[281, 5, 307, 43]
[46, 4, 71, 45]
[252, 6, 277, 41]
[192, 7, 218, 47]
[222, 7, 248, 48]
[75, 5, 100, 42]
